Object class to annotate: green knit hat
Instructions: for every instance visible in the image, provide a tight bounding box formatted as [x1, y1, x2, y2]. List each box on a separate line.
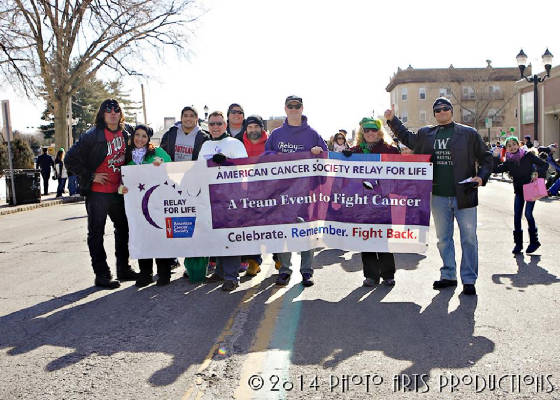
[360, 117, 381, 130]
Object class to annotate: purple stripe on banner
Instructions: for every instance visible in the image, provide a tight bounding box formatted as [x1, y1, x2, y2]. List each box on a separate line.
[209, 176, 431, 229]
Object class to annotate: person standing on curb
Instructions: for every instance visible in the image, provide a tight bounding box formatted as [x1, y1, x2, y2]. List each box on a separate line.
[36, 147, 54, 195]
[384, 97, 493, 296]
[265, 95, 328, 287]
[65, 99, 139, 289]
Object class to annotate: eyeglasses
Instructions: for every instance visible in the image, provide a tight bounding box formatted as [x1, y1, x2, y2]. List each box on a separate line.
[229, 110, 243, 115]
[208, 121, 224, 126]
[104, 102, 121, 113]
[363, 128, 379, 133]
[434, 106, 451, 113]
[105, 105, 121, 113]
[287, 104, 302, 110]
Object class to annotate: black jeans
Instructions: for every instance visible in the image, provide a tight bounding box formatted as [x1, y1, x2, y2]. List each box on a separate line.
[85, 192, 129, 278]
[361, 252, 395, 281]
[41, 171, 50, 194]
[139, 258, 173, 279]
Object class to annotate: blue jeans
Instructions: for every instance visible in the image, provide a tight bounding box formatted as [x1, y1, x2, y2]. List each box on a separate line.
[215, 256, 241, 283]
[513, 193, 536, 231]
[68, 175, 78, 195]
[56, 178, 67, 197]
[277, 249, 314, 276]
[431, 195, 478, 285]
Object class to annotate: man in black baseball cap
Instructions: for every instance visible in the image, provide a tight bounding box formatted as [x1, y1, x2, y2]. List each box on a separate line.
[285, 95, 303, 105]
[384, 97, 493, 296]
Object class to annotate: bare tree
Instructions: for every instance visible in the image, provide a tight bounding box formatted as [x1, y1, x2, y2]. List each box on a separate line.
[0, 0, 201, 150]
[440, 63, 519, 131]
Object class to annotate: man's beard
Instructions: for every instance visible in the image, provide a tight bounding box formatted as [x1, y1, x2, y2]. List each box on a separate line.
[247, 131, 262, 141]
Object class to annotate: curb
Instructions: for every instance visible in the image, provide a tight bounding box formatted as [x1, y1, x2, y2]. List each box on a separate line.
[0, 196, 84, 216]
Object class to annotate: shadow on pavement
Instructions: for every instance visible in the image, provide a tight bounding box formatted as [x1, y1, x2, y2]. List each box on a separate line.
[492, 254, 560, 289]
[313, 248, 426, 273]
[1, 270, 493, 390]
[0, 279, 249, 387]
[289, 285, 493, 388]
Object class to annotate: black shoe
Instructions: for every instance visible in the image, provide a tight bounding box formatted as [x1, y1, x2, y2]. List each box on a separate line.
[135, 274, 153, 287]
[462, 284, 477, 295]
[301, 273, 314, 287]
[382, 278, 396, 286]
[276, 273, 291, 286]
[526, 241, 541, 254]
[156, 276, 171, 286]
[95, 276, 121, 289]
[221, 280, 239, 292]
[433, 279, 458, 289]
[206, 273, 224, 283]
[117, 266, 139, 281]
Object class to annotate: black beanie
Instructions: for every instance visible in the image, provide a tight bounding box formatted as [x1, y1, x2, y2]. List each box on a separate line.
[245, 115, 264, 128]
[433, 97, 453, 110]
[134, 124, 153, 138]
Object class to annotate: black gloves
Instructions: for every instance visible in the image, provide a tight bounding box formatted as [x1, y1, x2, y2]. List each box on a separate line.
[342, 149, 353, 157]
[212, 153, 227, 164]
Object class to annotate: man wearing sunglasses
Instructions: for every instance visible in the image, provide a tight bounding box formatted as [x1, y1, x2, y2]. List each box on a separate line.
[65, 99, 139, 289]
[226, 103, 247, 140]
[384, 97, 493, 296]
[265, 95, 328, 287]
[198, 111, 248, 292]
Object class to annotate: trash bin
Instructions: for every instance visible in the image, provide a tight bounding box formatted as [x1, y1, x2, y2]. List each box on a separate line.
[4, 169, 41, 206]
[184, 257, 209, 283]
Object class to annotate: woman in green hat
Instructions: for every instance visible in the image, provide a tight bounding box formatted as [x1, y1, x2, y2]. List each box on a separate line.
[343, 118, 400, 286]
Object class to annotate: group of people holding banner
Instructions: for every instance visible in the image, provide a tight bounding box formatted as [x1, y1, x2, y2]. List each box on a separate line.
[65, 92, 549, 297]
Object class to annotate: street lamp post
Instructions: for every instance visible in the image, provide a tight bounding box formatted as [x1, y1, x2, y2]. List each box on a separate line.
[516, 48, 554, 143]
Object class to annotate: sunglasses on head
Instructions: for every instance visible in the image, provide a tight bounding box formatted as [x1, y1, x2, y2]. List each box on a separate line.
[104, 102, 121, 113]
[209, 121, 224, 126]
[229, 110, 243, 115]
[434, 106, 451, 113]
[363, 128, 379, 133]
[287, 103, 302, 110]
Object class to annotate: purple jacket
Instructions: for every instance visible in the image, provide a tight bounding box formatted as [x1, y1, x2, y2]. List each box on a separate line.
[265, 115, 327, 153]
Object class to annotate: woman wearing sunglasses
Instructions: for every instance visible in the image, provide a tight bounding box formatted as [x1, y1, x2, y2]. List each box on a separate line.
[343, 118, 399, 286]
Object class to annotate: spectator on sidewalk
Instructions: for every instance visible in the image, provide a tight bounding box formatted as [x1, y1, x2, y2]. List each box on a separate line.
[65, 99, 139, 289]
[385, 97, 493, 296]
[36, 148, 54, 195]
[53, 149, 68, 198]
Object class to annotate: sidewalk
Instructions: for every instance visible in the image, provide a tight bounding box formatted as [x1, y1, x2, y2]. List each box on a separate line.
[0, 192, 84, 216]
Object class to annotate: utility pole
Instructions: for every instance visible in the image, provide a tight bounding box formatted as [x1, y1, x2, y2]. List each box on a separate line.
[141, 84, 147, 124]
[2, 100, 17, 205]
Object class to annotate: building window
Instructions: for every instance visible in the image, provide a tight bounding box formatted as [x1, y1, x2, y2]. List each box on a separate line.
[419, 110, 426, 122]
[439, 87, 452, 98]
[401, 111, 408, 123]
[401, 87, 408, 101]
[462, 109, 474, 123]
[419, 88, 426, 100]
[462, 86, 475, 100]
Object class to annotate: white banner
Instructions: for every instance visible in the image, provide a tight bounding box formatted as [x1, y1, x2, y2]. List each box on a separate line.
[121, 153, 432, 259]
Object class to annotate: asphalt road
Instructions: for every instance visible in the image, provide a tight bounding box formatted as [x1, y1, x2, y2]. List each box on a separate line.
[1, 180, 559, 399]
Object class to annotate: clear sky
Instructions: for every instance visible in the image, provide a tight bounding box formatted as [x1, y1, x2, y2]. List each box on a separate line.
[1, 0, 557, 139]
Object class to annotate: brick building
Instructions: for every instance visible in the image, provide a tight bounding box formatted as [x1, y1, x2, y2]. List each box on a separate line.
[386, 62, 519, 142]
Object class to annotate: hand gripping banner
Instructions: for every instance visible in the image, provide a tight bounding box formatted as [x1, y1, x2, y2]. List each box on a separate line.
[122, 152, 432, 259]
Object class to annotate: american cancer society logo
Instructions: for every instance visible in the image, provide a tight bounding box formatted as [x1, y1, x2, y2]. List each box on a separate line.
[165, 217, 196, 238]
